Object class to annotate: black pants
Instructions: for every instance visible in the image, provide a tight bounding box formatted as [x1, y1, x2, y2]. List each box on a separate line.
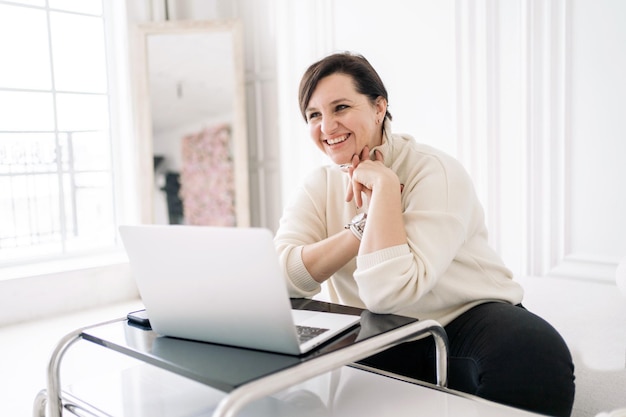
[359, 302, 575, 417]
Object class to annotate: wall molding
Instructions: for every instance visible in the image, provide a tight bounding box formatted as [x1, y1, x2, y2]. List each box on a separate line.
[522, 0, 574, 277]
[523, 0, 617, 281]
[455, 0, 617, 281]
[455, 0, 502, 252]
[521, 0, 567, 276]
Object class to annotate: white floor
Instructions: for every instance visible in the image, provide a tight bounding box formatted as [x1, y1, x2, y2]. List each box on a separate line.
[1, 276, 626, 417]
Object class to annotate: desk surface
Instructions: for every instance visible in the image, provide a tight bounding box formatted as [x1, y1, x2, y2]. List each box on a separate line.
[81, 299, 415, 392]
[54, 299, 542, 417]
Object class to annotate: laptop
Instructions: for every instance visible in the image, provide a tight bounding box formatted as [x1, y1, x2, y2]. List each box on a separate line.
[118, 225, 360, 355]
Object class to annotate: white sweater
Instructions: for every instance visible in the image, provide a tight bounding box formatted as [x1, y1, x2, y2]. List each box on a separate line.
[274, 123, 523, 326]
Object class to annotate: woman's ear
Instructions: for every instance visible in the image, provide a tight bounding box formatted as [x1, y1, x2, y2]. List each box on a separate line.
[375, 96, 387, 120]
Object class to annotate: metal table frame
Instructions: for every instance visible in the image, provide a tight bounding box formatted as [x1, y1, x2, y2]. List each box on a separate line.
[33, 316, 448, 417]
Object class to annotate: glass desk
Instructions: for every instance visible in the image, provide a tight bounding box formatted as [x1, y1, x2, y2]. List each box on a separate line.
[34, 299, 449, 417]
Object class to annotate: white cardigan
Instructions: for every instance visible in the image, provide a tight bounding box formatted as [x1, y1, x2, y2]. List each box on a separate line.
[274, 122, 523, 326]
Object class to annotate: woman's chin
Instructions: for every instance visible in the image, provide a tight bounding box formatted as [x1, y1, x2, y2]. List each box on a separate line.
[327, 149, 353, 165]
[330, 156, 350, 166]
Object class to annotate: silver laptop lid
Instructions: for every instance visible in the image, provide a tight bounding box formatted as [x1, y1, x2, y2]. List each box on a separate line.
[119, 225, 302, 354]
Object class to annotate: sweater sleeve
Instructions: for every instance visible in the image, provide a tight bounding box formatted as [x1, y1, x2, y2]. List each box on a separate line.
[354, 149, 477, 314]
[274, 167, 330, 298]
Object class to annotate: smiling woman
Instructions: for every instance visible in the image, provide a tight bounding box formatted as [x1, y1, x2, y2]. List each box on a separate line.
[274, 52, 575, 417]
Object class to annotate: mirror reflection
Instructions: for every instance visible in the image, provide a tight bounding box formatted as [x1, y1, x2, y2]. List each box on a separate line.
[136, 21, 250, 227]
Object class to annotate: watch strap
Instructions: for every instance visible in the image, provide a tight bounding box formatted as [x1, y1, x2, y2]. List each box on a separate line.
[344, 213, 367, 240]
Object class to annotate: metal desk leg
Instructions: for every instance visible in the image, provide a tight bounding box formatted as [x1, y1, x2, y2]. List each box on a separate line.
[33, 389, 48, 417]
[44, 328, 84, 417]
[38, 319, 122, 417]
[212, 319, 448, 417]
[429, 324, 449, 387]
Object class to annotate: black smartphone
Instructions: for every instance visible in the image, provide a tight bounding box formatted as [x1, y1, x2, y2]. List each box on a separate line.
[127, 309, 151, 328]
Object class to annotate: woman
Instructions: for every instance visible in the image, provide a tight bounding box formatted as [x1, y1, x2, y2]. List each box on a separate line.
[274, 52, 575, 416]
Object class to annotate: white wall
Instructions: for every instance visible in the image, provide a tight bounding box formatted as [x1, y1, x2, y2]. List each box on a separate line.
[0, 261, 136, 327]
[564, 0, 626, 277]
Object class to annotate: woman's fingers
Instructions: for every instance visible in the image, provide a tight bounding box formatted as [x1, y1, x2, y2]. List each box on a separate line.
[352, 153, 360, 168]
[360, 145, 370, 162]
[345, 176, 354, 202]
[353, 181, 364, 208]
[345, 154, 359, 202]
[345, 148, 381, 206]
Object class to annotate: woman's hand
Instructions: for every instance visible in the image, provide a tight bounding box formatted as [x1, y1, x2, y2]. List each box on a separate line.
[345, 146, 395, 208]
[345, 146, 406, 255]
[344, 146, 367, 206]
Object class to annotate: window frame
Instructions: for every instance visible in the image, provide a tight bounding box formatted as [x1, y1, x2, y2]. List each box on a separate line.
[0, 0, 138, 274]
[0, 1, 139, 325]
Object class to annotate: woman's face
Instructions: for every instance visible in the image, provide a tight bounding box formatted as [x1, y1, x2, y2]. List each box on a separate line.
[304, 73, 386, 165]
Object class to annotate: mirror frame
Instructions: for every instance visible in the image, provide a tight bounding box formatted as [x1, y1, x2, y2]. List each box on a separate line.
[134, 20, 250, 226]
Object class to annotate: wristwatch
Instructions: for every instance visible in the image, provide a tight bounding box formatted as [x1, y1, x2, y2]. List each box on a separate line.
[345, 213, 367, 240]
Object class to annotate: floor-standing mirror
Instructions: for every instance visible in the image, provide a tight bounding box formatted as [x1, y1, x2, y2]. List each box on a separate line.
[135, 20, 250, 226]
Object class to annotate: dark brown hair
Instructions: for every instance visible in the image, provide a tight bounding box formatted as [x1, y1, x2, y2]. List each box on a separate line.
[298, 52, 392, 122]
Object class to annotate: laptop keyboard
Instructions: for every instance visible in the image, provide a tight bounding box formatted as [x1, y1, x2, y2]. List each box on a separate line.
[296, 325, 329, 343]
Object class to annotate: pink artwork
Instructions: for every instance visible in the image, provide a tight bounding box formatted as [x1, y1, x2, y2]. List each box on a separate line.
[179, 124, 236, 226]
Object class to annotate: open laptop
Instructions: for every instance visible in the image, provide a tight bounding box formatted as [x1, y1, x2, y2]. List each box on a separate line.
[119, 225, 360, 355]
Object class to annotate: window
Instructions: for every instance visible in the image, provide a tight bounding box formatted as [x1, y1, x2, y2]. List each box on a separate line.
[0, 0, 119, 266]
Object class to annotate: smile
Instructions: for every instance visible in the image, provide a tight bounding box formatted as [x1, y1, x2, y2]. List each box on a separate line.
[325, 134, 349, 145]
